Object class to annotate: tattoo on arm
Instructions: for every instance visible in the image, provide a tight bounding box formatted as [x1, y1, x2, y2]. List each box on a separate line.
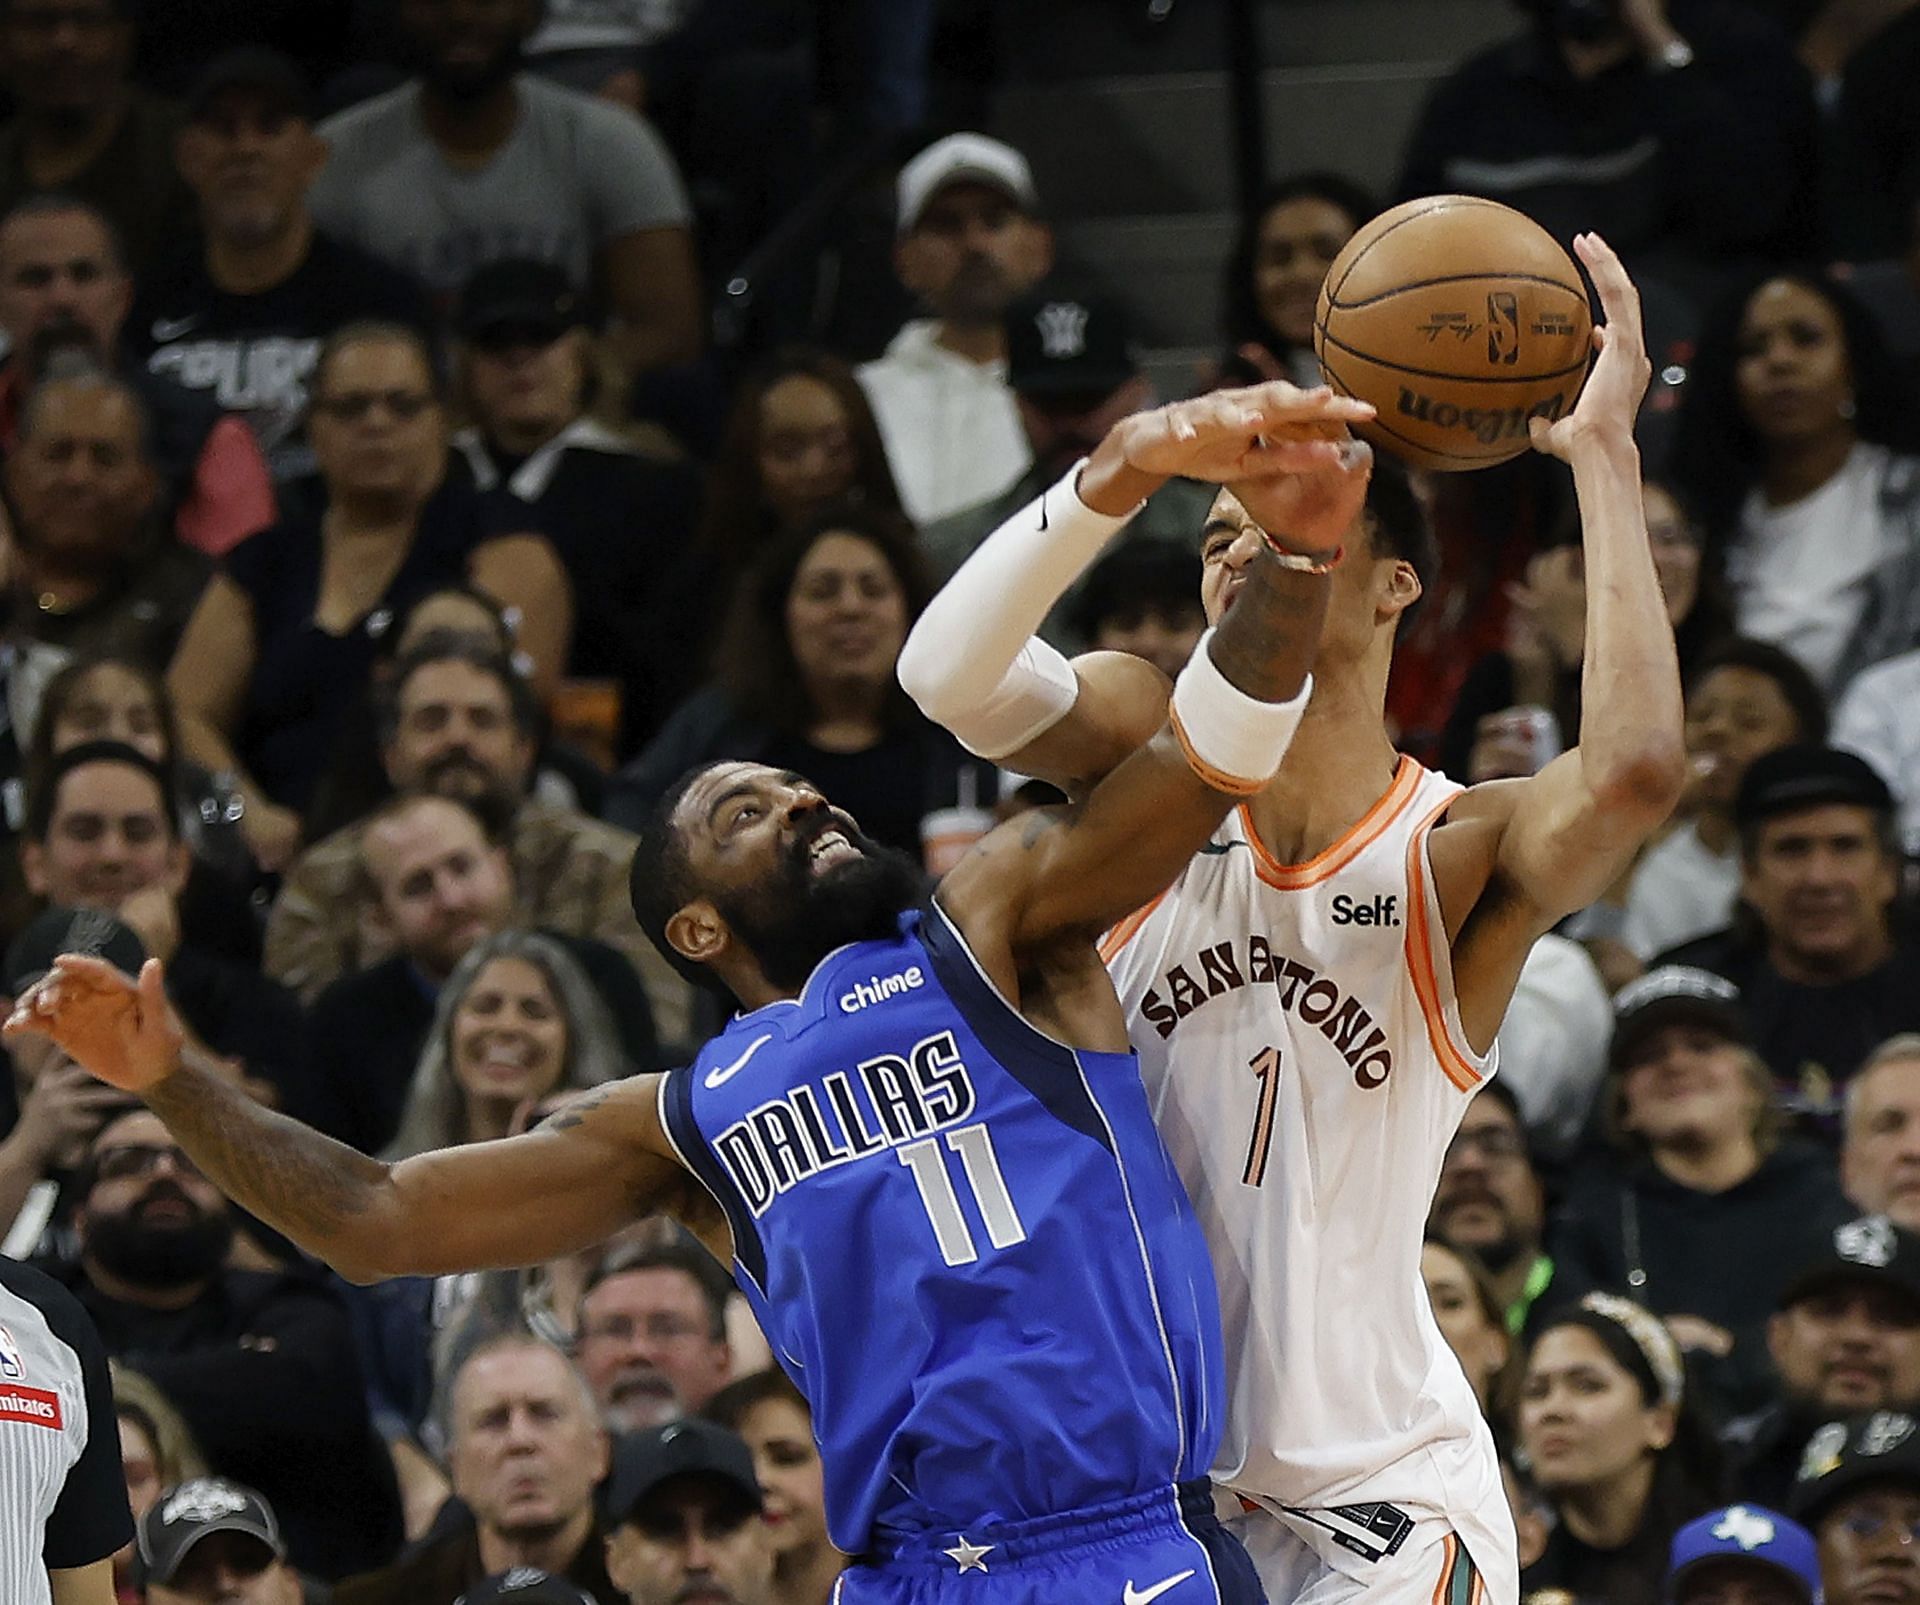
[1206, 553, 1328, 703]
[146, 1056, 386, 1251]
[536, 1082, 620, 1133]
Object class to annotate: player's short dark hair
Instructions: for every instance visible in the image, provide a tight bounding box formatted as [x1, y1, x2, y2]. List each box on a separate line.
[25, 741, 177, 844]
[1687, 636, 1829, 748]
[583, 1238, 731, 1342]
[628, 764, 723, 990]
[1360, 453, 1436, 627]
[375, 631, 541, 747]
[0, 191, 128, 274]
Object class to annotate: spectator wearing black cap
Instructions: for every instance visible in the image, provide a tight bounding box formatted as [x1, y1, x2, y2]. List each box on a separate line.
[1657, 743, 1920, 1106]
[130, 48, 432, 487]
[1790, 1408, 1920, 1605]
[1549, 966, 1852, 1416]
[457, 1571, 597, 1605]
[307, 0, 701, 383]
[140, 1476, 317, 1605]
[0, 0, 194, 276]
[334, 1332, 615, 1605]
[448, 258, 700, 756]
[46, 1109, 403, 1581]
[919, 287, 1214, 639]
[857, 133, 1053, 526]
[0, 194, 277, 559]
[1665, 1503, 1821, 1605]
[600, 1420, 774, 1605]
[1723, 1215, 1920, 1511]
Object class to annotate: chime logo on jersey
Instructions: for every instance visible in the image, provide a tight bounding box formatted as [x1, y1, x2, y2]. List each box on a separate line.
[0, 1324, 22, 1381]
[0, 1385, 61, 1428]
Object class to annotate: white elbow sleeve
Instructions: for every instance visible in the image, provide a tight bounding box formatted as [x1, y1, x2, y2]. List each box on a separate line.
[899, 462, 1139, 754]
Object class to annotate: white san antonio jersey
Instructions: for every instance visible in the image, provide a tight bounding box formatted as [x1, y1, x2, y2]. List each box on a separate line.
[1102, 758, 1515, 1585]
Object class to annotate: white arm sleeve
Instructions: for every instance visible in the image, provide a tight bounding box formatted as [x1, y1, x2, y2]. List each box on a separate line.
[898, 462, 1140, 759]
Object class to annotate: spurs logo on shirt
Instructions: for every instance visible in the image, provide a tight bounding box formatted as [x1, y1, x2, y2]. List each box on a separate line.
[1102, 758, 1515, 1587]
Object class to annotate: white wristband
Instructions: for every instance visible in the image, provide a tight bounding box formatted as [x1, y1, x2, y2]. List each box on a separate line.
[1168, 628, 1311, 796]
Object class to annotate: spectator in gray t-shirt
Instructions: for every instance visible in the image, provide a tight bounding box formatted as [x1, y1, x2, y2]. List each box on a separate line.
[309, 0, 702, 379]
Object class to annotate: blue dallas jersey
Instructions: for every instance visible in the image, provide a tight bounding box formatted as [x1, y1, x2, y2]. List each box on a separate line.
[660, 903, 1226, 1558]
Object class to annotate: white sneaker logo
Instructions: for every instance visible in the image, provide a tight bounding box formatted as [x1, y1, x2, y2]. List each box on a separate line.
[1123, 1570, 1194, 1605]
[704, 1034, 774, 1089]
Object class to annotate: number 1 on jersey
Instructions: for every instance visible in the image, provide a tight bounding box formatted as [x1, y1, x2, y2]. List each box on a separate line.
[1243, 1046, 1282, 1187]
[900, 1123, 1029, 1266]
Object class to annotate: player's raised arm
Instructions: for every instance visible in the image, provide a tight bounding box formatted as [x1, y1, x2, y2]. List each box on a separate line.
[897, 382, 1373, 791]
[1474, 234, 1688, 925]
[3, 958, 710, 1282]
[940, 438, 1372, 954]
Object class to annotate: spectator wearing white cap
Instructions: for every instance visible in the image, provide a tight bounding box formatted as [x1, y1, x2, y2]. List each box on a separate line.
[854, 133, 1053, 526]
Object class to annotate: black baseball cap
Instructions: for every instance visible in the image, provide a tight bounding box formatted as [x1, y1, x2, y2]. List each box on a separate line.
[138, 1478, 283, 1584]
[455, 1570, 599, 1605]
[4, 906, 145, 997]
[1792, 1410, 1920, 1526]
[1735, 744, 1894, 831]
[455, 259, 584, 343]
[1004, 288, 1137, 402]
[1778, 1214, 1920, 1315]
[601, 1419, 761, 1530]
[1608, 965, 1749, 1071]
[186, 47, 313, 123]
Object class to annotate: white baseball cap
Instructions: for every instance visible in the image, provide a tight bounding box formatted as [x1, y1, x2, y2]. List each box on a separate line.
[896, 133, 1038, 235]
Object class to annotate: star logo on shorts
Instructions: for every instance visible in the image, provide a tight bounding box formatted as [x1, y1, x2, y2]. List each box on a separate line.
[942, 1536, 993, 1573]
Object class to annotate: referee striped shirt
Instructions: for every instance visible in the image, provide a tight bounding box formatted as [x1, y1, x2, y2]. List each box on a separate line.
[0, 1256, 132, 1602]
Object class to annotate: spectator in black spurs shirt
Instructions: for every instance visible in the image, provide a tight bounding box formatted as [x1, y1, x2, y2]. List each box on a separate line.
[130, 47, 432, 489]
[47, 1108, 402, 1581]
[1657, 744, 1920, 1109]
[448, 258, 699, 755]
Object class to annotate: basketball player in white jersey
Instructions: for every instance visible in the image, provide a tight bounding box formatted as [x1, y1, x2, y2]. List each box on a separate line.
[898, 236, 1683, 1604]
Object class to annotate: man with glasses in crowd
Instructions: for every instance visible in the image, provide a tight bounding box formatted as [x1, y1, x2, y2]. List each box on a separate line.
[572, 1243, 733, 1434]
[1428, 1081, 1555, 1336]
[1792, 1408, 1920, 1605]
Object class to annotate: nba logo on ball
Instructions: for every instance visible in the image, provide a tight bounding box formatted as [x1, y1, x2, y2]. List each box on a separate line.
[1314, 196, 1593, 472]
[0, 1326, 24, 1381]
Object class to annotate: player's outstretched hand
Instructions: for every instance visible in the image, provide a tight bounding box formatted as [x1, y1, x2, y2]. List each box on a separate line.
[1530, 233, 1650, 464]
[4, 955, 183, 1095]
[1113, 382, 1375, 483]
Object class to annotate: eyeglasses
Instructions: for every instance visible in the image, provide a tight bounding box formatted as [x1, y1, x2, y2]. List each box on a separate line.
[1839, 1509, 1920, 1547]
[311, 389, 436, 424]
[1443, 1127, 1527, 1166]
[578, 1313, 710, 1345]
[92, 1144, 202, 1183]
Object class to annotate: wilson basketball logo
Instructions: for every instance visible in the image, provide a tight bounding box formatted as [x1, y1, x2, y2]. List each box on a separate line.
[0, 1385, 62, 1429]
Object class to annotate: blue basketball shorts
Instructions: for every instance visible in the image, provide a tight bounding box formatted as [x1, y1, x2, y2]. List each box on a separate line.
[836, 1481, 1265, 1605]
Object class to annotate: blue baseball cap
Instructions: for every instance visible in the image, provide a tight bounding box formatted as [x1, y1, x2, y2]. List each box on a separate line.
[1668, 1504, 1821, 1603]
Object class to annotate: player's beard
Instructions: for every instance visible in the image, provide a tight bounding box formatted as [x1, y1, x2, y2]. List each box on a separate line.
[84, 1190, 234, 1290]
[717, 827, 927, 994]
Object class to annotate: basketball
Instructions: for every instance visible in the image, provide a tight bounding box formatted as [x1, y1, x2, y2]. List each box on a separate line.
[1313, 195, 1593, 472]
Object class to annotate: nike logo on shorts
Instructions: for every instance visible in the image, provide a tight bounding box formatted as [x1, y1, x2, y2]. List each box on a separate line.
[1123, 1568, 1194, 1605]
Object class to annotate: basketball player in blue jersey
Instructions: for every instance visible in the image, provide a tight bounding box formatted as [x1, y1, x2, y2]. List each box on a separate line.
[3, 382, 1378, 1605]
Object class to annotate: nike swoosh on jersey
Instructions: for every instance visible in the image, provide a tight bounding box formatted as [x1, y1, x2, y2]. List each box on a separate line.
[1197, 837, 1248, 856]
[150, 316, 203, 342]
[704, 1033, 774, 1089]
[1123, 1569, 1195, 1605]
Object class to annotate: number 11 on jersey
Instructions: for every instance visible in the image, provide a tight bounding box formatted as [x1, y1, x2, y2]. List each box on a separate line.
[900, 1123, 1030, 1266]
[1243, 1046, 1282, 1187]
